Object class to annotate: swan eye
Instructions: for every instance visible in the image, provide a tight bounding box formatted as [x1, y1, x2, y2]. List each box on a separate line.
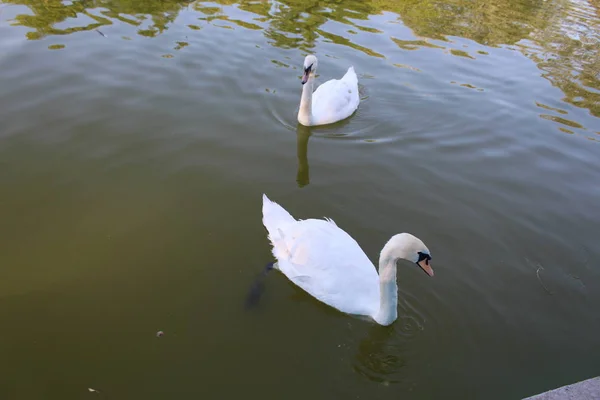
[417, 251, 431, 265]
[304, 64, 312, 73]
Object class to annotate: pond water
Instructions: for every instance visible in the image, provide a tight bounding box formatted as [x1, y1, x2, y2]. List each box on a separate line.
[0, 0, 599, 398]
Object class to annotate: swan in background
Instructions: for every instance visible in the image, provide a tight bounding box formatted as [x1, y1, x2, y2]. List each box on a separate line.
[259, 194, 433, 326]
[298, 55, 360, 126]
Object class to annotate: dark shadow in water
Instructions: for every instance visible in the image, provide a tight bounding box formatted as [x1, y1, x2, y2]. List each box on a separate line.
[296, 124, 312, 188]
[244, 262, 275, 310]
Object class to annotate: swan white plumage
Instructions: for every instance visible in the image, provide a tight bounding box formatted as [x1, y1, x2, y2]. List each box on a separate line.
[297, 55, 360, 126]
[261, 194, 434, 326]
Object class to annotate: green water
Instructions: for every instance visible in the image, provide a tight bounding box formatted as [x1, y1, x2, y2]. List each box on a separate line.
[0, 0, 599, 398]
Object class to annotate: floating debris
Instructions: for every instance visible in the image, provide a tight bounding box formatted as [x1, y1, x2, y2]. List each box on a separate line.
[156, 331, 164, 337]
[536, 266, 554, 295]
[88, 388, 100, 393]
[95, 29, 107, 37]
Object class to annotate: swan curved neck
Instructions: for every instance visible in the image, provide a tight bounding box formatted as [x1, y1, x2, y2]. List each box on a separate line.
[373, 239, 413, 326]
[374, 256, 398, 326]
[298, 77, 313, 125]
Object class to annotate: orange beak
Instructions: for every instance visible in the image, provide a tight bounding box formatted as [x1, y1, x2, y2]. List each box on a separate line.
[418, 259, 434, 277]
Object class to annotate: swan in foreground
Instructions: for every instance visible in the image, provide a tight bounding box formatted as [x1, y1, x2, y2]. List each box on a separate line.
[298, 55, 360, 126]
[260, 194, 433, 326]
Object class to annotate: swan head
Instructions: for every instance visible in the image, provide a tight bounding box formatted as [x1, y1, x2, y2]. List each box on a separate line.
[301, 55, 318, 85]
[382, 233, 434, 277]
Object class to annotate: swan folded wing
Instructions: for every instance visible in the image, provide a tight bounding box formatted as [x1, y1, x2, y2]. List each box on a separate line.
[311, 78, 359, 125]
[276, 219, 379, 316]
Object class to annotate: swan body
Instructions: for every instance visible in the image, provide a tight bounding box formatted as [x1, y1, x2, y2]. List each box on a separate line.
[298, 55, 360, 126]
[261, 194, 434, 326]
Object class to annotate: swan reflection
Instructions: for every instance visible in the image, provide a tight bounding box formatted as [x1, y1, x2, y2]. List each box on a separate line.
[296, 124, 311, 188]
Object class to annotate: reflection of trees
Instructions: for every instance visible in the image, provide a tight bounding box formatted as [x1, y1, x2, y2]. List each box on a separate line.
[5, 0, 557, 45]
[8, 0, 111, 40]
[6, 0, 193, 38]
[6, 0, 599, 120]
[220, 0, 552, 50]
[525, 0, 600, 118]
[373, 0, 554, 45]
[9, 0, 554, 44]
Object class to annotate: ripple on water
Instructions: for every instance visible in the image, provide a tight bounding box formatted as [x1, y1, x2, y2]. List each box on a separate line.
[352, 326, 408, 385]
[350, 288, 440, 386]
[396, 292, 428, 338]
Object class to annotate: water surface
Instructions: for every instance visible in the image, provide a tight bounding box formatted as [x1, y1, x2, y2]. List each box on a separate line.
[1, 0, 599, 398]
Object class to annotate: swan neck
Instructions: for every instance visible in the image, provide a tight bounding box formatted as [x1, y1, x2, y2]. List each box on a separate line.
[298, 76, 313, 125]
[374, 256, 398, 326]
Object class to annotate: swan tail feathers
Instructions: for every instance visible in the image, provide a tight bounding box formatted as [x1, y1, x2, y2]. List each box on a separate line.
[262, 194, 296, 242]
[343, 66, 358, 83]
[324, 217, 337, 227]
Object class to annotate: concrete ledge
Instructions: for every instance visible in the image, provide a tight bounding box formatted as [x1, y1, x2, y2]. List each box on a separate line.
[523, 377, 600, 399]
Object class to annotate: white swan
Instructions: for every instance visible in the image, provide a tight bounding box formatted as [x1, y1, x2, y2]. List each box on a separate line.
[298, 55, 360, 126]
[261, 194, 434, 326]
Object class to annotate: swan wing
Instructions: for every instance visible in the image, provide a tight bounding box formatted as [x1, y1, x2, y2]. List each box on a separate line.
[311, 66, 360, 125]
[273, 218, 380, 317]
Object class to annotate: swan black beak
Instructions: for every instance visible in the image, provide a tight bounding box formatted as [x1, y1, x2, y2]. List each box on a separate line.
[417, 259, 434, 277]
[301, 65, 312, 85]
